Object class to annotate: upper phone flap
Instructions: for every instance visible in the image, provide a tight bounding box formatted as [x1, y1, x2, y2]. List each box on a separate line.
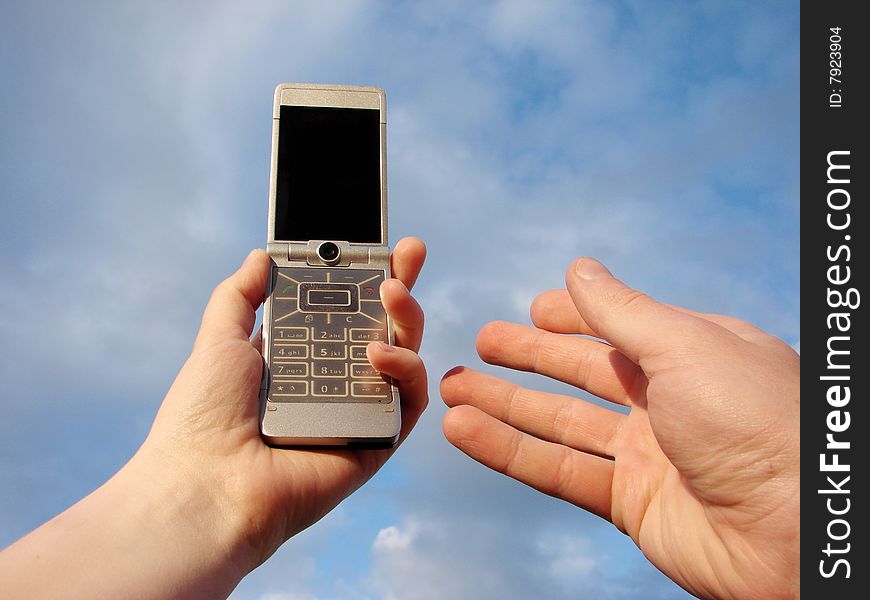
[273, 83, 386, 122]
[268, 83, 388, 247]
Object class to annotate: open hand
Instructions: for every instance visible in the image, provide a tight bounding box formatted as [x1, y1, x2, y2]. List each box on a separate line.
[441, 257, 799, 600]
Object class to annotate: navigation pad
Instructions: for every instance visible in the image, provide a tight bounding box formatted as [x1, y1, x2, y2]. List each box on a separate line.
[298, 282, 359, 312]
[267, 267, 392, 404]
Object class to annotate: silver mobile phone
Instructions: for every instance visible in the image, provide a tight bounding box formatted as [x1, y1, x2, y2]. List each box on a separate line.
[259, 83, 400, 447]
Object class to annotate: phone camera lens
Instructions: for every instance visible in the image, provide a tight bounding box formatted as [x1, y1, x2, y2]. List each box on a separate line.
[317, 241, 340, 263]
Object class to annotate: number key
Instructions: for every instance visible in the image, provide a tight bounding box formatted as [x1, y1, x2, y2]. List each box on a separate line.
[314, 361, 347, 377]
[315, 328, 347, 341]
[350, 328, 385, 342]
[274, 327, 308, 341]
[351, 363, 381, 379]
[350, 345, 369, 360]
[312, 379, 348, 397]
[272, 362, 308, 377]
[313, 343, 346, 359]
[272, 344, 308, 360]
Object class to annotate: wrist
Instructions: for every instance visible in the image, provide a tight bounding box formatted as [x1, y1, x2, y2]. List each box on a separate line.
[0, 444, 253, 600]
[111, 445, 253, 597]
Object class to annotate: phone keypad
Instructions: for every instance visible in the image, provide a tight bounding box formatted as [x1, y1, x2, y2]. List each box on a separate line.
[266, 267, 393, 403]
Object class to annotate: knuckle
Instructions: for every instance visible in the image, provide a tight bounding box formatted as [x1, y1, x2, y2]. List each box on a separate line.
[404, 354, 428, 384]
[683, 317, 728, 346]
[551, 449, 576, 497]
[208, 281, 229, 303]
[209, 277, 240, 305]
[551, 402, 575, 446]
[527, 330, 547, 372]
[501, 431, 523, 475]
[606, 286, 650, 312]
[712, 313, 762, 333]
[503, 383, 522, 423]
[574, 344, 600, 389]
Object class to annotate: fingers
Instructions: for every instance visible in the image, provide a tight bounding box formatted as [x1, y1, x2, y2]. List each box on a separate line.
[443, 405, 614, 520]
[390, 237, 426, 291]
[367, 342, 428, 443]
[476, 321, 644, 406]
[531, 289, 596, 336]
[533, 288, 766, 342]
[195, 250, 270, 351]
[441, 366, 624, 458]
[381, 279, 424, 353]
[565, 258, 732, 366]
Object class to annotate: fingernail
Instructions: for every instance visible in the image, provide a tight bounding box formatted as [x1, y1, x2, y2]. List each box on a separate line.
[574, 257, 612, 280]
[374, 341, 394, 353]
[243, 249, 259, 265]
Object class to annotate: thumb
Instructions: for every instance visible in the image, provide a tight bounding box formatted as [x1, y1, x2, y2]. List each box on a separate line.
[565, 257, 711, 367]
[194, 249, 270, 350]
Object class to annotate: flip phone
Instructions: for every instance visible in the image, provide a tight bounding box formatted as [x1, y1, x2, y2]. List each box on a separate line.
[259, 83, 400, 447]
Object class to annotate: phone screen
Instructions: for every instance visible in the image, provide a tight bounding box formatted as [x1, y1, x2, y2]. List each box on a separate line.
[274, 105, 382, 243]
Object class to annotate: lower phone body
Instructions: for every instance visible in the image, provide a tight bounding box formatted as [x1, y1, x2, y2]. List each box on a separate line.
[259, 392, 401, 448]
[260, 264, 401, 447]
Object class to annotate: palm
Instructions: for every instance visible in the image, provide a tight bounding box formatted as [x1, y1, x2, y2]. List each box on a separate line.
[442, 262, 799, 600]
[628, 338, 799, 600]
[607, 396, 744, 598]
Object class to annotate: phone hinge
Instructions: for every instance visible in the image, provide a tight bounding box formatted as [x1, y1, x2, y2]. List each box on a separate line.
[266, 242, 290, 261]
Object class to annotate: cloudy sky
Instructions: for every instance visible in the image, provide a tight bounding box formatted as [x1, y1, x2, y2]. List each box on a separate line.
[0, 1, 798, 598]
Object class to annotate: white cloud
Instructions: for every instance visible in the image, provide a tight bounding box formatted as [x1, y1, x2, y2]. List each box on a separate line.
[537, 533, 600, 582]
[361, 514, 670, 600]
[373, 524, 418, 553]
[365, 517, 527, 600]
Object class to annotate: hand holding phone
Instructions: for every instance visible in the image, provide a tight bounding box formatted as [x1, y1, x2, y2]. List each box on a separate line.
[175, 237, 428, 575]
[0, 239, 428, 599]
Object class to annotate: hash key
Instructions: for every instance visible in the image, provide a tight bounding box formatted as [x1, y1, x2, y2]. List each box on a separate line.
[352, 381, 390, 397]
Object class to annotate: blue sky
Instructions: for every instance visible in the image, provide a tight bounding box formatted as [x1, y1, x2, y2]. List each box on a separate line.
[0, 1, 798, 598]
